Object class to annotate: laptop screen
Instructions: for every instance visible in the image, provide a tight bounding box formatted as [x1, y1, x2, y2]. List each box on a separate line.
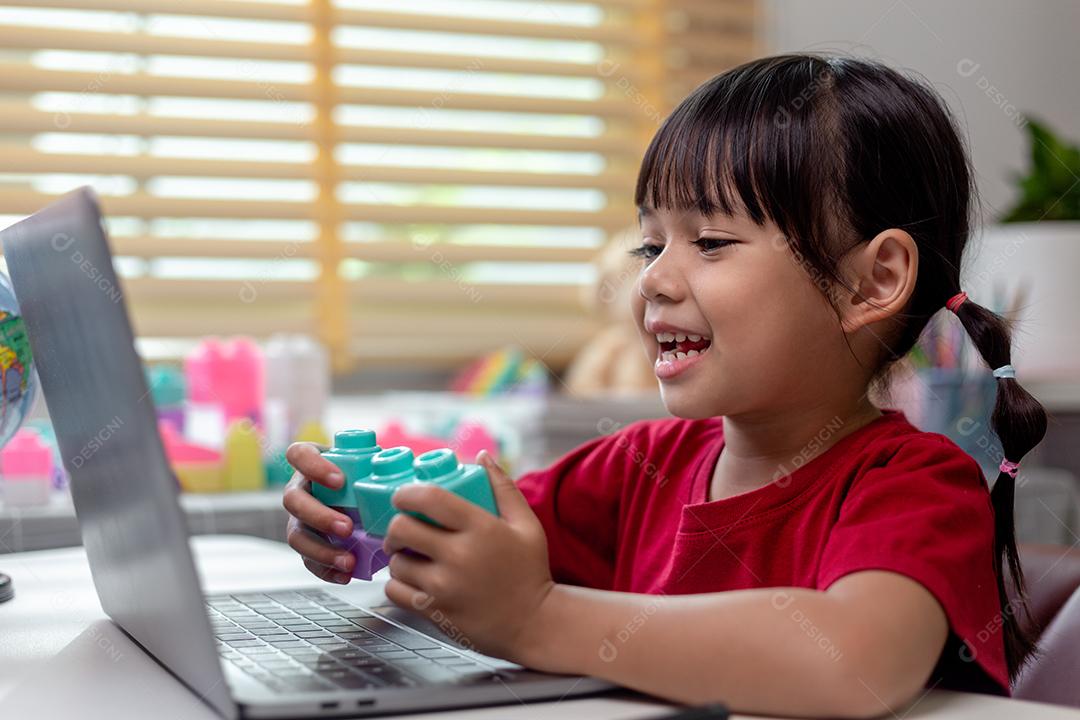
[1, 188, 235, 718]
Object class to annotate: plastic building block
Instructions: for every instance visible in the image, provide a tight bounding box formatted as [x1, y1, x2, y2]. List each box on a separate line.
[265, 449, 294, 487]
[313, 429, 499, 568]
[313, 429, 381, 508]
[147, 364, 186, 433]
[353, 445, 498, 537]
[0, 428, 53, 507]
[185, 337, 264, 428]
[334, 528, 389, 580]
[223, 420, 266, 491]
[265, 334, 329, 445]
[159, 421, 223, 493]
[295, 420, 330, 448]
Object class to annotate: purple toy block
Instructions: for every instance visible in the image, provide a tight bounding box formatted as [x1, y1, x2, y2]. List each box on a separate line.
[333, 528, 389, 580]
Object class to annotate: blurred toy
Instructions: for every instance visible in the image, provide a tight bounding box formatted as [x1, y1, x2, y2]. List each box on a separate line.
[264, 334, 329, 448]
[146, 364, 186, 433]
[24, 419, 67, 489]
[266, 450, 294, 487]
[450, 346, 549, 396]
[185, 337, 264, 429]
[295, 420, 330, 448]
[312, 429, 499, 579]
[447, 420, 499, 463]
[376, 421, 444, 456]
[564, 228, 657, 397]
[223, 420, 267, 492]
[264, 420, 332, 488]
[0, 428, 52, 507]
[159, 421, 223, 493]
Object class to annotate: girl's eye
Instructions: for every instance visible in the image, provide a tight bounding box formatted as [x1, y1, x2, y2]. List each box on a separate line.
[692, 237, 735, 253]
[628, 243, 662, 261]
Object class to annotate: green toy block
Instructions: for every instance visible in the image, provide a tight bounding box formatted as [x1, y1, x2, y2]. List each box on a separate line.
[354, 446, 498, 537]
[265, 449, 294, 487]
[314, 429, 381, 509]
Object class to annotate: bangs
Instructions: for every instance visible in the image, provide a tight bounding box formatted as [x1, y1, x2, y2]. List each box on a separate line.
[634, 55, 841, 235]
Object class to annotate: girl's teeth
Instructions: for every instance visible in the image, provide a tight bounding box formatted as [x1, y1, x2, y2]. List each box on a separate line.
[686, 349, 699, 357]
[675, 351, 687, 360]
[688, 334, 701, 342]
[675, 333, 687, 342]
[661, 351, 675, 362]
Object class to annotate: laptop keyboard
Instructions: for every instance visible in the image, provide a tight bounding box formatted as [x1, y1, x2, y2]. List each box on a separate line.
[208, 589, 502, 694]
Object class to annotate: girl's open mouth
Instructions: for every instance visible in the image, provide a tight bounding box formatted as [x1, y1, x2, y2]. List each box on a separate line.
[654, 332, 711, 380]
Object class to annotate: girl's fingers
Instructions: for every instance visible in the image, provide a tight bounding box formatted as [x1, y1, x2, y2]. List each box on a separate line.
[384, 577, 432, 613]
[383, 512, 448, 558]
[477, 450, 532, 522]
[304, 557, 352, 585]
[285, 442, 343, 490]
[391, 482, 479, 531]
[282, 479, 353, 538]
[286, 519, 355, 574]
[387, 550, 434, 592]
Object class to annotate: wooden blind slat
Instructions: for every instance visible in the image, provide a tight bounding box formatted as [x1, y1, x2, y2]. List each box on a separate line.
[0, 103, 638, 155]
[0, 64, 637, 118]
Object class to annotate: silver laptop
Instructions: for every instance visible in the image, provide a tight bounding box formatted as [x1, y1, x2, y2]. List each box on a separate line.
[1, 188, 616, 718]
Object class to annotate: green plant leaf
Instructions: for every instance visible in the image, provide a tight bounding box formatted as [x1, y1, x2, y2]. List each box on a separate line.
[1001, 117, 1080, 222]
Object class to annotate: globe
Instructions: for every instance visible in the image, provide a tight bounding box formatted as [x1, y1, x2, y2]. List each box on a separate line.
[0, 271, 37, 448]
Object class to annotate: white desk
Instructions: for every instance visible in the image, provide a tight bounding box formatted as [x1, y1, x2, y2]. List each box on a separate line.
[0, 536, 1077, 720]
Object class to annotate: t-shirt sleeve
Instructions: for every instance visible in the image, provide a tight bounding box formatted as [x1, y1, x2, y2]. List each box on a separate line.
[817, 435, 1009, 692]
[515, 424, 640, 590]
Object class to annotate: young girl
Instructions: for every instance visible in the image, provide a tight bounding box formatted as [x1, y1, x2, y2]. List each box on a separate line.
[282, 53, 1048, 717]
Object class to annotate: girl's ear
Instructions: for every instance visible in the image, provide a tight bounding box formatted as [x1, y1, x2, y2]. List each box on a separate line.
[838, 228, 919, 333]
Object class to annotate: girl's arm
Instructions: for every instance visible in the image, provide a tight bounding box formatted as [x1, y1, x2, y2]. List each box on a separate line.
[383, 453, 948, 720]
[518, 571, 947, 719]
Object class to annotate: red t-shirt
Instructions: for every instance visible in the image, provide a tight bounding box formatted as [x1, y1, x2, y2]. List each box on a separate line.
[516, 410, 1008, 694]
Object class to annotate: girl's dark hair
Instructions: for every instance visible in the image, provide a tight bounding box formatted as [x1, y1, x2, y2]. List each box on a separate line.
[635, 53, 1047, 679]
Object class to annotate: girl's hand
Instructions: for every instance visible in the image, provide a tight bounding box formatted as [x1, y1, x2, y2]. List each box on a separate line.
[282, 442, 357, 584]
[382, 451, 555, 663]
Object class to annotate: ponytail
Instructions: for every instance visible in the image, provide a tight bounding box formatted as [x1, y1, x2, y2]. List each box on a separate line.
[946, 292, 1048, 679]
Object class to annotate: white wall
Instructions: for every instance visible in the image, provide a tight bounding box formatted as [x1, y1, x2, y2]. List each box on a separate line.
[764, 0, 1080, 221]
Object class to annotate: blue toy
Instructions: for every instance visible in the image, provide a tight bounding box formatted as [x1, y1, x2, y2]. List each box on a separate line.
[313, 429, 499, 579]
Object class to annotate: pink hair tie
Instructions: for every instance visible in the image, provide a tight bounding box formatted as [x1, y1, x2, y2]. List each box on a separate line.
[946, 292, 968, 313]
[999, 458, 1021, 478]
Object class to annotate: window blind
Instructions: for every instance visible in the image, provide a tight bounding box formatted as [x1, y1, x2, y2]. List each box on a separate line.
[0, 0, 758, 372]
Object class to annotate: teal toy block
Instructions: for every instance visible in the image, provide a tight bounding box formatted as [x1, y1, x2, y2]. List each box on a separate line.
[313, 429, 381, 509]
[266, 449, 294, 487]
[354, 446, 498, 537]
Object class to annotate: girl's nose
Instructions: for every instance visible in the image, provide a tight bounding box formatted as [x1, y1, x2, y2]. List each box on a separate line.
[637, 249, 684, 303]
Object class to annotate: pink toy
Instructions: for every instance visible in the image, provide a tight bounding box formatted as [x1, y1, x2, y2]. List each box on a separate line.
[376, 421, 444, 456]
[158, 421, 225, 493]
[449, 421, 499, 463]
[0, 428, 53, 506]
[159, 422, 221, 464]
[185, 337, 265, 429]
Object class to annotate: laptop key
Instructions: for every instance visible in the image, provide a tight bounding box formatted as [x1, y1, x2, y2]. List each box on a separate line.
[350, 618, 440, 650]
[415, 648, 461, 659]
[237, 645, 280, 655]
[340, 656, 384, 668]
[372, 649, 419, 661]
[225, 639, 264, 648]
